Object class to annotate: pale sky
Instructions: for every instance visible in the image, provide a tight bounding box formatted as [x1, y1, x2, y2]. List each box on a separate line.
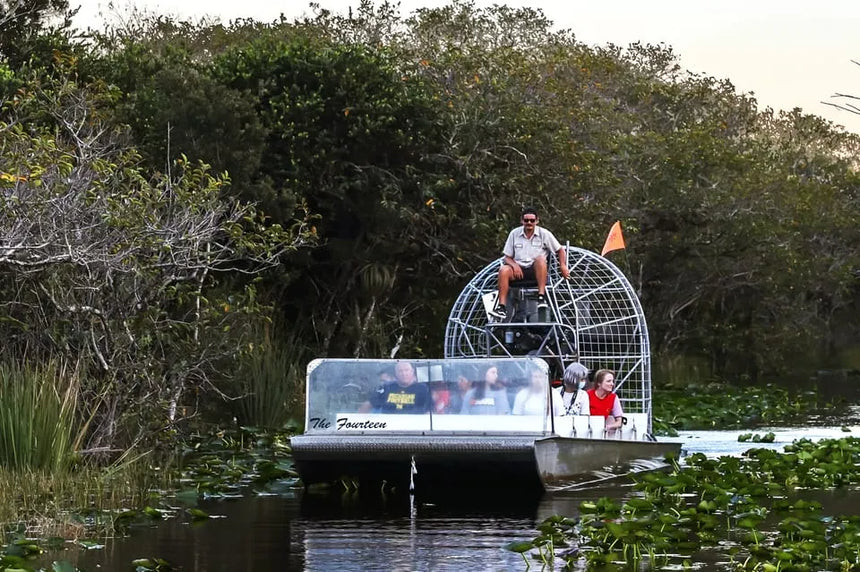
[72, 0, 860, 133]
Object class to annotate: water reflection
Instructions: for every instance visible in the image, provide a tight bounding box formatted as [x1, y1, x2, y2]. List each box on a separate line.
[66, 422, 860, 571]
[67, 485, 631, 571]
[296, 487, 632, 572]
[71, 496, 303, 571]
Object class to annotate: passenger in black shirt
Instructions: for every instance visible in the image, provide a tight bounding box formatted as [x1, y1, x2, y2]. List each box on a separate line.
[359, 362, 430, 413]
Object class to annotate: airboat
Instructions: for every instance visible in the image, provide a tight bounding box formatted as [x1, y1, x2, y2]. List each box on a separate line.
[291, 246, 680, 492]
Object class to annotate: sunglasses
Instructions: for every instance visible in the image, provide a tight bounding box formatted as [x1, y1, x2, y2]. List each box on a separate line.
[522, 217, 537, 223]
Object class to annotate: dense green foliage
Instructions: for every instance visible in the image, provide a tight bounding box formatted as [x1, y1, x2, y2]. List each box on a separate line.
[0, 73, 311, 451]
[75, 1, 859, 378]
[0, 0, 72, 69]
[0, 0, 858, 452]
[516, 437, 860, 570]
[652, 384, 826, 436]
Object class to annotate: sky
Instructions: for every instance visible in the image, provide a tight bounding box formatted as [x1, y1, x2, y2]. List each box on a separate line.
[72, 0, 860, 133]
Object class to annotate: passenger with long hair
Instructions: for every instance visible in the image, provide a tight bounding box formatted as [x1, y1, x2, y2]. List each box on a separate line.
[587, 369, 623, 431]
[460, 365, 510, 415]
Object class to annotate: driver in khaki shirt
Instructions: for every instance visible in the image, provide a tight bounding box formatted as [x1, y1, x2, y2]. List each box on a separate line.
[490, 206, 569, 320]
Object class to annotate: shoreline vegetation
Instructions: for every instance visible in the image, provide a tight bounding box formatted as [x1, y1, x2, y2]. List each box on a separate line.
[0, 0, 858, 569]
[2, 425, 300, 572]
[0, 340, 304, 571]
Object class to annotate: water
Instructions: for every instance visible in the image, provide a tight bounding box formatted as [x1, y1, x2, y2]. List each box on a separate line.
[64, 422, 860, 571]
[678, 423, 860, 457]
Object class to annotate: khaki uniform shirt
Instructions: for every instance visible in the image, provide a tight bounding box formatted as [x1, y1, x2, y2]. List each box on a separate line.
[502, 226, 562, 268]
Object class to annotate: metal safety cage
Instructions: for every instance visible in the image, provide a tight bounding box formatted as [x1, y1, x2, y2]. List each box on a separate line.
[443, 246, 652, 425]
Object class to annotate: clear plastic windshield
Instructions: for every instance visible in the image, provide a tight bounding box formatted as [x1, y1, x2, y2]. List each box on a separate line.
[304, 357, 553, 434]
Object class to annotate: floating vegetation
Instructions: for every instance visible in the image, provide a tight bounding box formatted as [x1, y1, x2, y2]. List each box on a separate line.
[177, 425, 300, 498]
[652, 383, 832, 436]
[0, 535, 80, 571]
[738, 432, 775, 443]
[96, 426, 300, 537]
[131, 556, 173, 571]
[513, 437, 860, 570]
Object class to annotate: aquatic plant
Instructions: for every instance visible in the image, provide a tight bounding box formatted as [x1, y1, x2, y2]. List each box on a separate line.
[652, 383, 829, 435]
[0, 534, 81, 571]
[131, 556, 173, 571]
[0, 425, 299, 572]
[512, 437, 860, 570]
[0, 457, 163, 541]
[0, 424, 298, 550]
[176, 425, 300, 499]
[738, 432, 776, 443]
[504, 514, 578, 567]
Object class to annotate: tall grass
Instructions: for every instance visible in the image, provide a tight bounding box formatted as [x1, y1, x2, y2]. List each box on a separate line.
[0, 458, 163, 539]
[0, 360, 79, 472]
[233, 330, 306, 428]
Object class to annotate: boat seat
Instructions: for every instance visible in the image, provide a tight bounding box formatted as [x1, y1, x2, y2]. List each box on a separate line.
[482, 261, 557, 323]
[508, 280, 554, 322]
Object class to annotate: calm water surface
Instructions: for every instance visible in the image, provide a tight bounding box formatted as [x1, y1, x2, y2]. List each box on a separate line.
[68, 422, 860, 572]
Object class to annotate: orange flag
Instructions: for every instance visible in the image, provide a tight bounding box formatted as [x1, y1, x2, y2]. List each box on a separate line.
[601, 221, 626, 256]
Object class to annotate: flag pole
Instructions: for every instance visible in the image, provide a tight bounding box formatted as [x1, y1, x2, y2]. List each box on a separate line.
[622, 246, 636, 291]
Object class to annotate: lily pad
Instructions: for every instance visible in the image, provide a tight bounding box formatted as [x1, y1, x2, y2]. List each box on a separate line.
[187, 508, 210, 521]
[503, 540, 534, 553]
[52, 561, 79, 572]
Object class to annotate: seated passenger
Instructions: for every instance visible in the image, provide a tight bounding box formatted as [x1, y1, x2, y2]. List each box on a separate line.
[586, 369, 623, 432]
[359, 361, 430, 413]
[448, 374, 471, 414]
[512, 370, 563, 415]
[430, 381, 454, 414]
[377, 368, 395, 384]
[559, 362, 590, 416]
[460, 365, 510, 415]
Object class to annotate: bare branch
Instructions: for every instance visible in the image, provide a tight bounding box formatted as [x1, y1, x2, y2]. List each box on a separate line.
[831, 92, 860, 101]
[822, 101, 860, 116]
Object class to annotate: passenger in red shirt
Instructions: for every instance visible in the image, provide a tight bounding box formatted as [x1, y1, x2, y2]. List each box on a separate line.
[587, 369, 624, 433]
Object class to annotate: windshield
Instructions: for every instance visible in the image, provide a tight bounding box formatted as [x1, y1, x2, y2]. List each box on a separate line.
[304, 357, 552, 434]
